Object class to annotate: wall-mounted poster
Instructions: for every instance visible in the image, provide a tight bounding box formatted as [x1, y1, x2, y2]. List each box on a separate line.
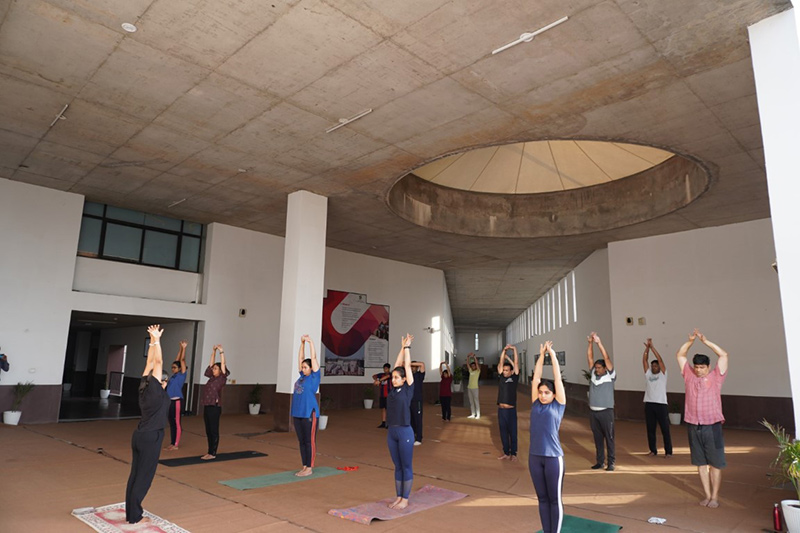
[322, 289, 390, 376]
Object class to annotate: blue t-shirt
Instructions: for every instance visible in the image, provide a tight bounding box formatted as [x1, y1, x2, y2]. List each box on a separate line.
[291, 369, 320, 418]
[166, 371, 187, 400]
[387, 383, 413, 427]
[529, 400, 566, 457]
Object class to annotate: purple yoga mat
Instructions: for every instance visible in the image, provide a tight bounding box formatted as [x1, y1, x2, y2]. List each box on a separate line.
[328, 484, 468, 525]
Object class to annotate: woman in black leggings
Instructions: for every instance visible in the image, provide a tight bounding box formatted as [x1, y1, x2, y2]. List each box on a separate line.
[528, 340, 566, 533]
[201, 344, 229, 460]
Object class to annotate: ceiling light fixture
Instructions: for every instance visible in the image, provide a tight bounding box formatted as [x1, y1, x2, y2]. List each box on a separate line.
[49, 104, 69, 127]
[491, 16, 569, 55]
[168, 198, 186, 208]
[325, 108, 373, 133]
[121, 22, 137, 33]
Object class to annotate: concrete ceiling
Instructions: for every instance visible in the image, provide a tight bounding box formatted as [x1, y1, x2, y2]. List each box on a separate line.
[0, 0, 788, 331]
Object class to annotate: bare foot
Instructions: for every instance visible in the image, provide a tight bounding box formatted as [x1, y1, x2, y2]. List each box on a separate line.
[699, 499, 710, 507]
[707, 500, 719, 508]
[510, 455, 518, 462]
[131, 517, 152, 525]
[201, 454, 216, 460]
[297, 468, 313, 477]
[394, 498, 409, 510]
[498, 454, 509, 460]
[388, 496, 402, 509]
[294, 467, 307, 477]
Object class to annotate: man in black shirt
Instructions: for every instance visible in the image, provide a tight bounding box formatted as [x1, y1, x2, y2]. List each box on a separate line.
[410, 361, 425, 445]
[497, 345, 520, 461]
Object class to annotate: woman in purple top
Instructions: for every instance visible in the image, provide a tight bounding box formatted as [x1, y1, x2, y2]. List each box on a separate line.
[201, 344, 229, 460]
[528, 340, 566, 533]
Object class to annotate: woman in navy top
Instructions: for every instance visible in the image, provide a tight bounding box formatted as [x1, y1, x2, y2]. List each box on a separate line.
[291, 334, 320, 477]
[529, 340, 567, 533]
[386, 333, 415, 510]
[125, 325, 169, 525]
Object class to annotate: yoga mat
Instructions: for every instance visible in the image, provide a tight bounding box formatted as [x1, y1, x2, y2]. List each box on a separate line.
[536, 514, 622, 533]
[329, 484, 468, 524]
[220, 466, 345, 490]
[72, 503, 188, 533]
[158, 450, 267, 467]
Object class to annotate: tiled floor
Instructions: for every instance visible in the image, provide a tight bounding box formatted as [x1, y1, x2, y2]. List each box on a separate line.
[2, 388, 791, 532]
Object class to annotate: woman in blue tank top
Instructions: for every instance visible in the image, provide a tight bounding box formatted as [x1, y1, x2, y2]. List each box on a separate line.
[529, 340, 566, 533]
[385, 333, 415, 510]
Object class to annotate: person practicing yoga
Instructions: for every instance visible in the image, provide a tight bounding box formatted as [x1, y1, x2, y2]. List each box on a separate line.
[529, 340, 566, 533]
[386, 333, 415, 510]
[642, 338, 672, 457]
[439, 362, 453, 421]
[677, 328, 729, 509]
[201, 344, 229, 460]
[587, 331, 616, 471]
[292, 334, 320, 476]
[165, 340, 188, 450]
[125, 324, 169, 525]
[373, 363, 392, 428]
[466, 352, 481, 419]
[497, 344, 520, 460]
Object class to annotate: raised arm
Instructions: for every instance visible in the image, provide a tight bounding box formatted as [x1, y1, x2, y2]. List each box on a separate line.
[218, 344, 227, 375]
[399, 334, 414, 386]
[497, 346, 507, 374]
[177, 340, 187, 373]
[510, 345, 519, 375]
[209, 344, 218, 369]
[594, 334, 613, 372]
[642, 339, 650, 373]
[440, 361, 451, 376]
[698, 331, 728, 375]
[304, 335, 320, 372]
[587, 333, 595, 370]
[676, 329, 698, 372]
[144, 325, 164, 380]
[650, 340, 666, 374]
[411, 361, 425, 372]
[550, 343, 566, 405]
[298, 336, 306, 373]
[532, 342, 548, 403]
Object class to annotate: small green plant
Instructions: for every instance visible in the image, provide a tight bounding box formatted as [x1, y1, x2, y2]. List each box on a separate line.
[453, 366, 465, 384]
[669, 400, 681, 413]
[581, 369, 592, 382]
[320, 396, 333, 414]
[12, 381, 35, 411]
[363, 385, 375, 400]
[248, 383, 263, 405]
[762, 419, 800, 500]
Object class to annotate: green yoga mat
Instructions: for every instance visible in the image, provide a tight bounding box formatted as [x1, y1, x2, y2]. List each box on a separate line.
[536, 514, 622, 533]
[220, 466, 346, 490]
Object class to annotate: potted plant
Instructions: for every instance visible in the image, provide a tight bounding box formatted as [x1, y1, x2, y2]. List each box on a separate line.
[318, 396, 333, 430]
[363, 385, 375, 409]
[248, 383, 263, 415]
[668, 401, 682, 425]
[3, 381, 35, 425]
[762, 419, 800, 532]
[452, 366, 464, 393]
[99, 373, 110, 399]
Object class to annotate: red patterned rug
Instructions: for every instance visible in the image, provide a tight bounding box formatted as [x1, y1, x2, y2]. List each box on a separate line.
[72, 503, 188, 532]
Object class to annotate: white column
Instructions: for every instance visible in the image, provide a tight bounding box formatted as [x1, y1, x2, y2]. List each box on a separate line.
[749, 6, 800, 435]
[276, 191, 328, 395]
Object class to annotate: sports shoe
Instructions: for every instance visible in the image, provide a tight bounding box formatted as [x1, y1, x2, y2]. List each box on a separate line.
[467, 415, 476, 419]
[606, 464, 615, 471]
[591, 463, 603, 469]
[413, 441, 422, 446]
[377, 422, 387, 428]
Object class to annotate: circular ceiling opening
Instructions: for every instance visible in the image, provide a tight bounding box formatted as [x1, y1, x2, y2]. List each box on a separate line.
[388, 140, 709, 238]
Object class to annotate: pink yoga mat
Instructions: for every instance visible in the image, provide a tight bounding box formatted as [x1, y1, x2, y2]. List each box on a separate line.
[329, 484, 468, 524]
[71, 503, 188, 533]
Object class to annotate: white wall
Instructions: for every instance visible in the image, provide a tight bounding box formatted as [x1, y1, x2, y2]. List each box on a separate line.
[455, 331, 504, 367]
[0, 178, 83, 384]
[324, 248, 454, 384]
[98, 322, 196, 379]
[608, 218, 788, 396]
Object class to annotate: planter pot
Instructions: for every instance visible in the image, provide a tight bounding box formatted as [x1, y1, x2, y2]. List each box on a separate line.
[248, 403, 261, 415]
[99, 389, 110, 399]
[3, 410, 22, 425]
[363, 399, 374, 409]
[318, 415, 329, 430]
[783, 500, 800, 533]
[63, 383, 72, 392]
[452, 383, 462, 393]
[668, 413, 681, 425]
[99, 398, 109, 409]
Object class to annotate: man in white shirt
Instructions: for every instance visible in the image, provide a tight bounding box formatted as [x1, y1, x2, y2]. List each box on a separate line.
[642, 338, 672, 457]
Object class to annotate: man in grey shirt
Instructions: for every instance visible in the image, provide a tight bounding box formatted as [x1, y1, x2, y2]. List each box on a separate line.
[587, 332, 616, 471]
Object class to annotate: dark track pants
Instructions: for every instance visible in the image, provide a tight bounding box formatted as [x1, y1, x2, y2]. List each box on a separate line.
[589, 408, 615, 466]
[528, 454, 565, 533]
[203, 404, 221, 455]
[294, 414, 318, 467]
[440, 396, 451, 421]
[125, 428, 164, 523]
[168, 398, 182, 446]
[410, 400, 423, 442]
[498, 406, 518, 456]
[645, 402, 673, 455]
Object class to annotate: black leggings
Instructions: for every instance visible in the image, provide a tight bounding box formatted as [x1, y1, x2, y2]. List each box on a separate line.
[126, 429, 164, 523]
[293, 414, 318, 467]
[440, 396, 451, 420]
[203, 405, 221, 455]
[410, 400, 423, 442]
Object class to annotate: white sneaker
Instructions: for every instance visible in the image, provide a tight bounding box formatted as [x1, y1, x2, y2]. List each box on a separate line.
[413, 441, 422, 446]
[467, 415, 476, 419]
[476, 414, 480, 419]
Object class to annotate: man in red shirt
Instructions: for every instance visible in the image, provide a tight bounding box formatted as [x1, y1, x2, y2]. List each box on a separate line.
[676, 328, 729, 509]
